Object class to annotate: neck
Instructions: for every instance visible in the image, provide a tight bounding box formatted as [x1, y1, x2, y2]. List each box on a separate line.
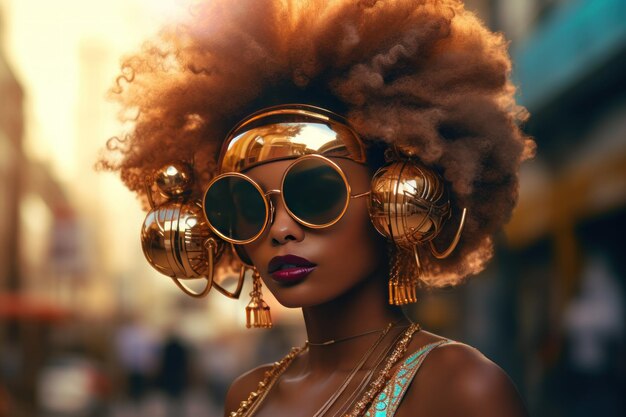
[300, 271, 408, 371]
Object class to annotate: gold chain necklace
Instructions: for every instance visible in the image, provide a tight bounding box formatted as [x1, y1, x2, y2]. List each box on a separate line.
[228, 344, 306, 417]
[228, 323, 421, 417]
[311, 322, 395, 417]
[329, 326, 410, 417]
[307, 322, 396, 346]
[344, 323, 421, 417]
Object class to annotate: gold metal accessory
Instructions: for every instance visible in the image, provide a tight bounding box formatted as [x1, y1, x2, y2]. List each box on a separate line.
[246, 268, 272, 328]
[387, 245, 419, 305]
[332, 325, 412, 416]
[307, 321, 399, 346]
[344, 323, 421, 417]
[310, 322, 395, 417]
[218, 104, 366, 174]
[369, 159, 467, 305]
[229, 344, 307, 417]
[141, 162, 243, 299]
[203, 154, 370, 244]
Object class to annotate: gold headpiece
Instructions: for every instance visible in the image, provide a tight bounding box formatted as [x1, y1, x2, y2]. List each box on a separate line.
[218, 105, 366, 173]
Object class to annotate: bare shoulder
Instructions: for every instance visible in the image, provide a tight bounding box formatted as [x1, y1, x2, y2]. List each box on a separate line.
[400, 340, 528, 417]
[223, 363, 273, 417]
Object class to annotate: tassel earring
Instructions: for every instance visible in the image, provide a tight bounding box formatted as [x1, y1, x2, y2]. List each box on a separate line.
[388, 246, 419, 306]
[246, 268, 272, 328]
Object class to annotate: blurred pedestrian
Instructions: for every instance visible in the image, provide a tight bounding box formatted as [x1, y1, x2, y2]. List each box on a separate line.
[157, 333, 190, 417]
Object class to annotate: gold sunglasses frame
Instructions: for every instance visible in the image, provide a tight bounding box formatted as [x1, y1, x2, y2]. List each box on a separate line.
[202, 154, 370, 244]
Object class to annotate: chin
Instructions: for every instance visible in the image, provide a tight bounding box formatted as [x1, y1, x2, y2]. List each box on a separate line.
[266, 279, 352, 309]
[269, 288, 327, 309]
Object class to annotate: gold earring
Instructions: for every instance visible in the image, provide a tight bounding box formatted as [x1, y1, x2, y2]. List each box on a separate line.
[245, 267, 272, 328]
[369, 159, 467, 305]
[387, 245, 420, 305]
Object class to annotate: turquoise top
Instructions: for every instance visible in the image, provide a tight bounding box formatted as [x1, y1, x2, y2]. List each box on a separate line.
[365, 340, 453, 417]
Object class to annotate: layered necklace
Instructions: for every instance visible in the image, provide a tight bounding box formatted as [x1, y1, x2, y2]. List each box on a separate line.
[228, 322, 421, 417]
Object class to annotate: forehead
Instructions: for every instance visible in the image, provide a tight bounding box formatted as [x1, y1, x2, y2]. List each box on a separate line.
[243, 157, 372, 190]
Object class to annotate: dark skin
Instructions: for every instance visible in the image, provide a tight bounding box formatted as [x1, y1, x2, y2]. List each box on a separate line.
[224, 159, 528, 417]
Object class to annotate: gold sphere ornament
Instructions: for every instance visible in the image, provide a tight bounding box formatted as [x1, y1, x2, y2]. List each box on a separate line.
[141, 201, 225, 297]
[155, 162, 194, 198]
[369, 161, 451, 247]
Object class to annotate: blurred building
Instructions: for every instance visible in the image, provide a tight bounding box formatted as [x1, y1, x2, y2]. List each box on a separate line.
[1, 13, 86, 415]
[0, 10, 22, 295]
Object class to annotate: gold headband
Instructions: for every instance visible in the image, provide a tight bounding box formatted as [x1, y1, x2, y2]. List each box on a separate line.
[217, 105, 367, 173]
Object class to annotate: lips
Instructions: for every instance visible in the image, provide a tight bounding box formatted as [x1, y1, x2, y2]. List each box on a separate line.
[268, 255, 316, 283]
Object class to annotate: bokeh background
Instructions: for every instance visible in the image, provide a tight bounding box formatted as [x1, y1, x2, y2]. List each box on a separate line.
[0, 0, 624, 416]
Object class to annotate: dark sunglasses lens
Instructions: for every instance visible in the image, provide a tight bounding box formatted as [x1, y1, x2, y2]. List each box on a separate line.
[204, 176, 266, 241]
[283, 159, 348, 226]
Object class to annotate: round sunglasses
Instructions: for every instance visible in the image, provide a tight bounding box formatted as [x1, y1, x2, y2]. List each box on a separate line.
[202, 154, 370, 244]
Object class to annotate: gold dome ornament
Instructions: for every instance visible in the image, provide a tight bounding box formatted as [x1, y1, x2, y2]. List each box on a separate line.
[154, 162, 194, 198]
[369, 158, 467, 305]
[141, 162, 243, 299]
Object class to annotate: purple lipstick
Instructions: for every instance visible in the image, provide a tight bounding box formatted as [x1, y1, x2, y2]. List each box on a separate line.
[268, 255, 316, 283]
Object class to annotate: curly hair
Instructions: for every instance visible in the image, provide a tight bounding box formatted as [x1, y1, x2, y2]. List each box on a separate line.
[99, 0, 535, 287]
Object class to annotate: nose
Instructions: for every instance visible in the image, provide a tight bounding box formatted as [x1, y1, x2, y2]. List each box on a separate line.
[267, 195, 305, 245]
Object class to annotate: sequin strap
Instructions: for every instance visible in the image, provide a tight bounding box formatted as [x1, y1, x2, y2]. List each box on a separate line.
[364, 340, 455, 417]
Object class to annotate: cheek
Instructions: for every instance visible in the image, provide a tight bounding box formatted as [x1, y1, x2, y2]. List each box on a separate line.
[325, 200, 388, 280]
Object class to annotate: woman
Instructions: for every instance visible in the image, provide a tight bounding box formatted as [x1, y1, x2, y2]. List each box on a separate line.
[101, 0, 535, 416]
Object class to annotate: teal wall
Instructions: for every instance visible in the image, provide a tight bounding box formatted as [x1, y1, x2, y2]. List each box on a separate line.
[513, 0, 626, 110]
